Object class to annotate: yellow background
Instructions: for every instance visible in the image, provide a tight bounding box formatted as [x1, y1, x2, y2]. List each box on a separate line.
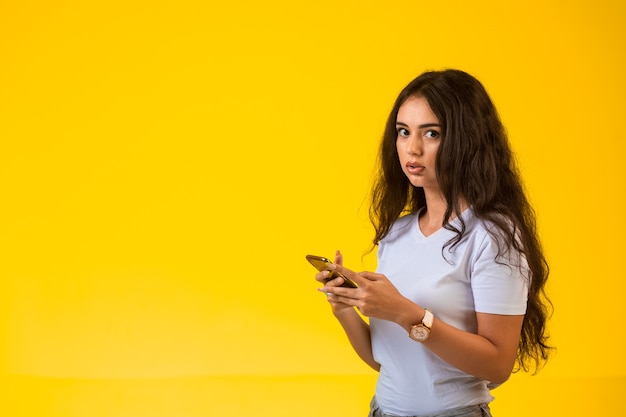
[1, 0, 624, 416]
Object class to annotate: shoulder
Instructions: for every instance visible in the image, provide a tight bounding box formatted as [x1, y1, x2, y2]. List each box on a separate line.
[455, 210, 513, 261]
[461, 209, 515, 246]
[464, 210, 529, 275]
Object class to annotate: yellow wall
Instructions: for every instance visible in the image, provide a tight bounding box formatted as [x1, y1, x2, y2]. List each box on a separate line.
[0, 0, 624, 415]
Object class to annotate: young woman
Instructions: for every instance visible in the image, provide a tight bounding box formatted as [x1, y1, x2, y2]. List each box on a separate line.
[315, 69, 552, 417]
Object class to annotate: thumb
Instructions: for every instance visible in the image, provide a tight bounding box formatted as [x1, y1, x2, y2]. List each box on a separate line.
[334, 250, 344, 266]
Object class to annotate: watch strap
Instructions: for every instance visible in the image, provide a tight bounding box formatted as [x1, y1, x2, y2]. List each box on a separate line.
[421, 309, 434, 329]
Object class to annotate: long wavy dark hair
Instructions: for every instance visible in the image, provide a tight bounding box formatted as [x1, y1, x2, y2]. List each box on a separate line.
[370, 69, 552, 373]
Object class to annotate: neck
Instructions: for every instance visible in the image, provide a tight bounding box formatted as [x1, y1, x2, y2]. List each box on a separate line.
[421, 189, 468, 227]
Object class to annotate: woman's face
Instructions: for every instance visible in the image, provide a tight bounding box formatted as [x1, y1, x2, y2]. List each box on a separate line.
[395, 95, 442, 191]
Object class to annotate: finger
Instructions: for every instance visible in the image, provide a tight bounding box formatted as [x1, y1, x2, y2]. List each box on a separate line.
[334, 250, 343, 266]
[317, 280, 346, 295]
[316, 272, 346, 289]
[320, 285, 359, 300]
[359, 270, 383, 282]
[331, 264, 369, 285]
[329, 276, 346, 287]
[326, 291, 360, 308]
[314, 270, 331, 283]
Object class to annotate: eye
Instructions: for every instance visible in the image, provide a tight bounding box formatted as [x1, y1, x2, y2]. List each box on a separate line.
[397, 127, 410, 137]
[424, 129, 440, 139]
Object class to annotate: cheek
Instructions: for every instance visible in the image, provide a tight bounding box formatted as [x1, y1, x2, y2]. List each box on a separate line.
[396, 136, 410, 153]
[428, 143, 440, 161]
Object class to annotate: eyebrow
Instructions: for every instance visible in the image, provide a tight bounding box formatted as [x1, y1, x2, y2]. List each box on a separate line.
[396, 122, 442, 129]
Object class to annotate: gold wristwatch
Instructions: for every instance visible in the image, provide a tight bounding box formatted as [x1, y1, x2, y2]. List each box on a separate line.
[409, 309, 434, 342]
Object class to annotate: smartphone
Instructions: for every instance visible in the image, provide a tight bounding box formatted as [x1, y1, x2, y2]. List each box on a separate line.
[305, 254, 357, 288]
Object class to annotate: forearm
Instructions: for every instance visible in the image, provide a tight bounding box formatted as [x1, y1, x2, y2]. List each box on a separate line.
[334, 308, 380, 371]
[425, 317, 520, 383]
[395, 302, 522, 384]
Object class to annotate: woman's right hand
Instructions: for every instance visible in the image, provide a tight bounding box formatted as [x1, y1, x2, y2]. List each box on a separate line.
[315, 250, 354, 315]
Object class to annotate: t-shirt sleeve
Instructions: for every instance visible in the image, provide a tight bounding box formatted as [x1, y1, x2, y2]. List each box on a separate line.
[470, 231, 529, 315]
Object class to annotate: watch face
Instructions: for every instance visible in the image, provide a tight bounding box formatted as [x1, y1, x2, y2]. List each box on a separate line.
[410, 325, 430, 342]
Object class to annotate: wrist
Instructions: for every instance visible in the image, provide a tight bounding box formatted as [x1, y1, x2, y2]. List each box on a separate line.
[408, 309, 434, 343]
[333, 306, 357, 321]
[396, 301, 425, 332]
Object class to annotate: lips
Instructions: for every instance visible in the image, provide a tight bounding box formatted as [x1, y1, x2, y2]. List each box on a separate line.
[406, 162, 425, 174]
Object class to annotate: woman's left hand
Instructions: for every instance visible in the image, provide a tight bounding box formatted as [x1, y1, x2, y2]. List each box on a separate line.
[319, 264, 412, 321]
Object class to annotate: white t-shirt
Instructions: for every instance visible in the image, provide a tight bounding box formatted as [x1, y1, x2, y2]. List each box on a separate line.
[372, 209, 528, 415]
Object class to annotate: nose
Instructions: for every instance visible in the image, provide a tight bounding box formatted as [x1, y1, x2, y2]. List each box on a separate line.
[406, 134, 423, 156]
